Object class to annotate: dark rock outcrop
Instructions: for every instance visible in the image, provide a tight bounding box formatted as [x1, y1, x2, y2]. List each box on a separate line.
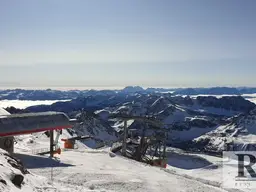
[4, 153, 29, 174]
[11, 174, 24, 188]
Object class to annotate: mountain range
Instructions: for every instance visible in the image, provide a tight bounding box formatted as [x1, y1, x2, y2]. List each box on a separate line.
[3, 88, 256, 154]
[2, 86, 256, 101]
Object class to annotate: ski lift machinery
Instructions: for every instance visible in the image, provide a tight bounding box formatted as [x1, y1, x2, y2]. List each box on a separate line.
[0, 110, 73, 156]
[109, 114, 169, 168]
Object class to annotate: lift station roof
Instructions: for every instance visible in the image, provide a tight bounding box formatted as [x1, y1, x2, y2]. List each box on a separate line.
[0, 111, 72, 137]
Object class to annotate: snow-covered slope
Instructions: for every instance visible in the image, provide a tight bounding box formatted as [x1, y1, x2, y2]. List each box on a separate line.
[0, 107, 10, 116]
[192, 107, 256, 152]
[83, 94, 254, 146]
[164, 147, 254, 192]
[0, 123, 248, 192]
[6, 93, 256, 152]
[0, 149, 53, 192]
[28, 149, 230, 192]
[11, 133, 236, 192]
[95, 109, 111, 121]
[68, 112, 117, 148]
[107, 95, 243, 143]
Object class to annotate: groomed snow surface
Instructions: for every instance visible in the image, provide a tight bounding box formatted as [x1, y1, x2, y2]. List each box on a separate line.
[0, 131, 250, 192]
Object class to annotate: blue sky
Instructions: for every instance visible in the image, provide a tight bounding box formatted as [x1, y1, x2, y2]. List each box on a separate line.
[0, 0, 255, 89]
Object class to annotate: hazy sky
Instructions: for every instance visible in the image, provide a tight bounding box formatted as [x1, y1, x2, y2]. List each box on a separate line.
[0, 0, 255, 89]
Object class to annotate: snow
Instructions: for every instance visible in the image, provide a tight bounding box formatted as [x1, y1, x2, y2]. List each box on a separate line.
[15, 149, 228, 192]
[95, 109, 111, 120]
[0, 149, 53, 192]
[113, 120, 135, 130]
[193, 114, 256, 151]
[3, 92, 256, 191]
[245, 97, 256, 104]
[190, 95, 238, 98]
[72, 118, 117, 148]
[0, 108, 10, 116]
[0, 100, 70, 109]
[165, 148, 254, 192]
[242, 94, 256, 97]
[2, 132, 240, 192]
[242, 93, 256, 104]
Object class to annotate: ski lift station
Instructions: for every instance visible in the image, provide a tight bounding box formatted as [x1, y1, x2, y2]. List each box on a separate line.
[0, 108, 72, 156]
[0, 107, 168, 168]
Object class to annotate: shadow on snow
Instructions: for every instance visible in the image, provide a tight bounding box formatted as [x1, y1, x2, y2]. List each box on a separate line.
[166, 151, 213, 170]
[14, 153, 74, 169]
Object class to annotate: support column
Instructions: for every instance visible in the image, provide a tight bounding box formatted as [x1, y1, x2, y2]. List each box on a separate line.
[163, 132, 167, 159]
[0, 136, 14, 153]
[136, 124, 146, 161]
[122, 120, 128, 156]
[50, 130, 54, 157]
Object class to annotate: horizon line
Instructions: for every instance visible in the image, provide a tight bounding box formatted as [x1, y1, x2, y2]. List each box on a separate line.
[0, 85, 256, 91]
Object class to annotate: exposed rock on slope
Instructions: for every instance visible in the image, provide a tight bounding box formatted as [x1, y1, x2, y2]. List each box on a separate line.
[192, 107, 256, 152]
[0, 149, 51, 192]
[196, 96, 255, 112]
[70, 112, 118, 148]
[23, 93, 256, 150]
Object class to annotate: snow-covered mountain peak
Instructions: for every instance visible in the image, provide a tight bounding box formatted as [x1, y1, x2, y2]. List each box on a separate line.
[148, 96, 173, 114]
[71, 112, 117, 148]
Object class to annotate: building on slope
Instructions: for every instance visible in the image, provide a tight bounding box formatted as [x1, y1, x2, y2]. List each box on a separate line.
[0, 108, 72, 156]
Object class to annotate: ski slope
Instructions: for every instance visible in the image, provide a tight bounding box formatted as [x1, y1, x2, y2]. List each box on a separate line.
[4, 131, 234, 192]
[15, 148, 228, 192]
[0, 129, 250, 192]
